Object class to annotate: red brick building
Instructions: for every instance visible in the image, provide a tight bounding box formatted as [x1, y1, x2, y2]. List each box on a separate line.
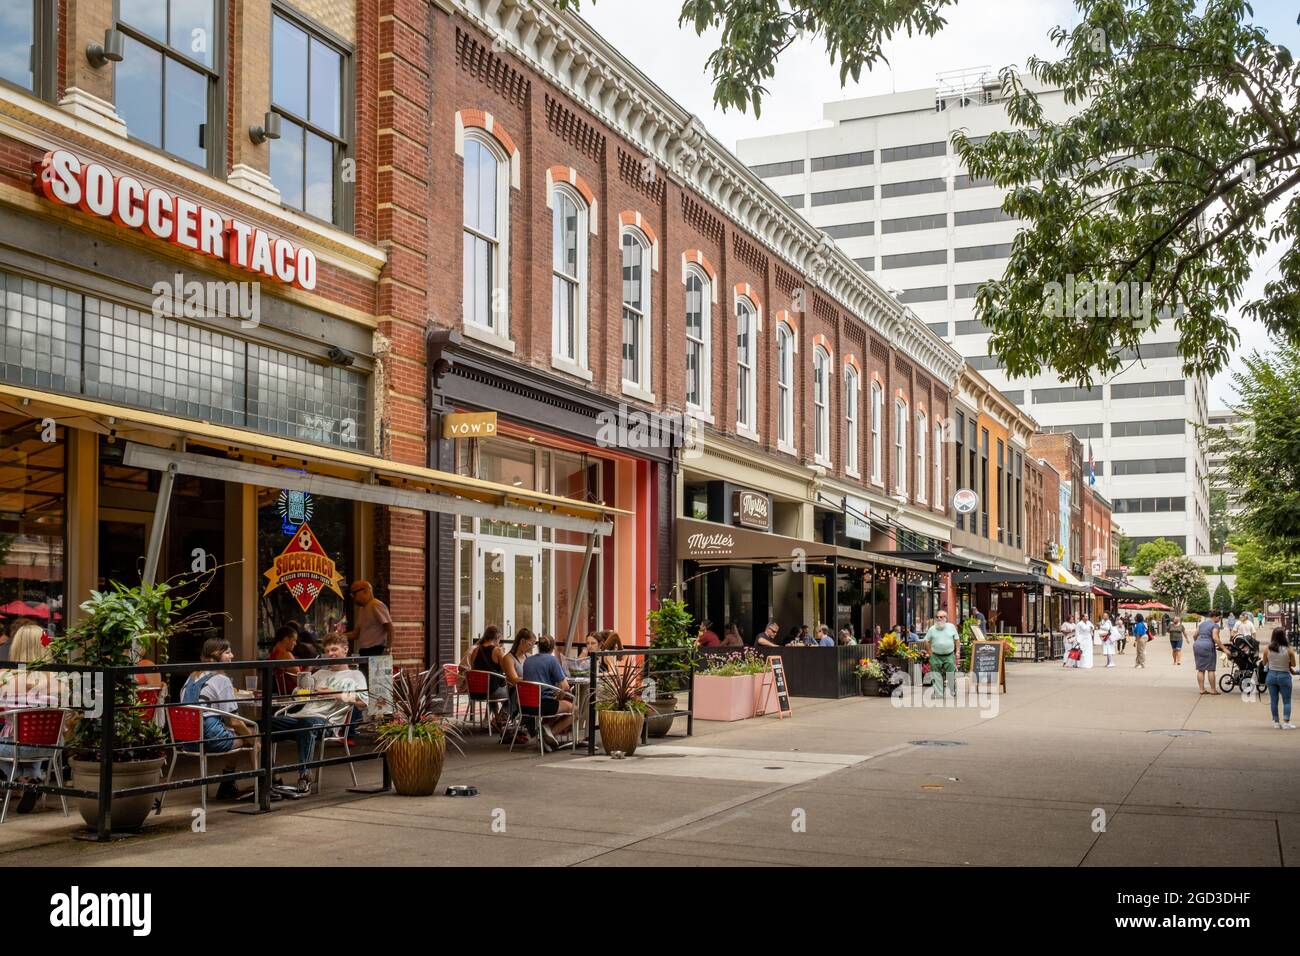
[0, 0, 966, 668]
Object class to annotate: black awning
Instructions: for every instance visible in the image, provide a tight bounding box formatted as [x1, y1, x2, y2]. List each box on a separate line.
[895, 550, 998, 573]
[950, 570, 1090, 594]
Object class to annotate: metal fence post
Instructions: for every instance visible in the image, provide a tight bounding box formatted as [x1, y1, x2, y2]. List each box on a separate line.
[587, 652, 598, 756]
[258, 660, 273, 811]
[96, 668, 116, 841]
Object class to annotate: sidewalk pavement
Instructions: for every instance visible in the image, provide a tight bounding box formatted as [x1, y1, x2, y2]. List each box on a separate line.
[2, 646, 1296, 866]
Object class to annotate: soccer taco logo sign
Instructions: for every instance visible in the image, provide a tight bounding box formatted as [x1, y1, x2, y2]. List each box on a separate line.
[35, 149, 318, 290]
[262, 523, 345, 612]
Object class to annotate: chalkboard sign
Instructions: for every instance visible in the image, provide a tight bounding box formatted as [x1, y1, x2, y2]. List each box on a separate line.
[969, 640, 1006, 693]
[764, 655, 793, 718]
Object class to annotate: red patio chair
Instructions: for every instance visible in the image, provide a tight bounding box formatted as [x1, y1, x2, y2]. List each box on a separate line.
[465, 670, 504, 732]
[160, 704, 258, 813]
[0, 707, 69, 823]
[442, 664, 461, 717]
[505, 682, 570, 756]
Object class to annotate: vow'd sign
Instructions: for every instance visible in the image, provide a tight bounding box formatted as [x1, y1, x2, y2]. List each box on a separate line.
[36, 149, 318, 291]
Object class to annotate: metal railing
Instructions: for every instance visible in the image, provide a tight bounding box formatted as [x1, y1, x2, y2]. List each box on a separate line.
[581, 647, 696, 756]
[0, 657, 389, 841]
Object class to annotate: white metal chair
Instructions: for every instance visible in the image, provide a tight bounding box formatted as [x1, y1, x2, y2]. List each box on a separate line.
[311, 699, 360, 793]
[0, 707, 69, 823]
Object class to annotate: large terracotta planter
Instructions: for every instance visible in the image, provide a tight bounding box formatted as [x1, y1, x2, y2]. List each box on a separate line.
[646, 696, 677, 737]
[384, 737, 446, 796]
[70, 757, 166, 831]
[752, 672, 778, 715]
[693, 675, 756, 721]
[597, 710, 644, 755]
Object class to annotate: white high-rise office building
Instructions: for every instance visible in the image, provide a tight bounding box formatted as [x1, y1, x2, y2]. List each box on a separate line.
[738, 71, 1210, 556]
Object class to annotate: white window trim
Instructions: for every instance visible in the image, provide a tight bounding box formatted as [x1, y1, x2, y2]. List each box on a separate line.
[845, 366, 860, 478]
[895, 398, 909, 496]
[462, 130, 511, 345]
[934, 423, 944, 511]
[870, 382, 884, 487]
[916, 411, 928, 503]
[776, 322, 797, 455]
[735, 294, 760, 441]
[620, 227, 657, 402]
[550, 182, 589, 374]
[813, 346, 831, 467]
[684, 265, 713, 420]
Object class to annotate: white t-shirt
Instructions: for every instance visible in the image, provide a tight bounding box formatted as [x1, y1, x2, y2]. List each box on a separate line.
[289, 667, 369, 719]
[1236, 618, 1256, 638]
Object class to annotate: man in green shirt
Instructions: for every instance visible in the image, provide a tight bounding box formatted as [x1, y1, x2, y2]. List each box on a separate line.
[925, 610, 961, 699]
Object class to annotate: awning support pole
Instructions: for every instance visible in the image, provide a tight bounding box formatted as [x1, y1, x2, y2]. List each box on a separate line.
[142, 463, 177, 587]
[563, 530, 599, 657]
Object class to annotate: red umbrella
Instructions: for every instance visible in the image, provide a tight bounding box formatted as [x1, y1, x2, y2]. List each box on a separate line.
[0, 600, 49, 619]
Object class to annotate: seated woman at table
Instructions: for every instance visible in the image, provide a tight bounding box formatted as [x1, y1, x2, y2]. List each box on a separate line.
[521, 635, 573, 751]
[179, 638, 259, 800]
[462, 626, 510, 730]
[721, 623, 744, 647]
[0, 623, 73, 811]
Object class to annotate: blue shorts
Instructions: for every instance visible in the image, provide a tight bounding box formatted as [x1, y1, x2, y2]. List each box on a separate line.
[1169, 637, 1184, 649]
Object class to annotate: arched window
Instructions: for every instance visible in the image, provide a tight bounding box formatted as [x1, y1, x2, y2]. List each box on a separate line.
[685, 268, 711, 412]
[844, 365, 860, 475]
[777, 323, 795, 449]
[552, 185, 588, 368]
[870, 382, 883, 483]
[621, 229, 652, 390]
[813, 346, 830, 464]
[894, 398, 908, 495]
[916, 411, 928, 502]
[463, 133, 508, 337]
[736, 297, 757, 433]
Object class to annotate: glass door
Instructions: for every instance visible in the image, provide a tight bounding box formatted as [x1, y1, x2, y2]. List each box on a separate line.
[473, 541, 541, 643]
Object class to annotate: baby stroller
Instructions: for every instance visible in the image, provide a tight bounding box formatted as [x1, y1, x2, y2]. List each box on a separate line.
[1218, 634, 1264, 695]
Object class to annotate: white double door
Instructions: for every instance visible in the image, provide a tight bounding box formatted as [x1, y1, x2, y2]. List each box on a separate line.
[473, 539, 542, 641]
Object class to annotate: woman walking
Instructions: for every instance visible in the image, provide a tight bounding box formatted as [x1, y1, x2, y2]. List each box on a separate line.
[1132, 614, 1149, 668]
[1261, 629, 1297, 729]
[1169, 615, 1185, 665]
[1194, 611, 1227, 695]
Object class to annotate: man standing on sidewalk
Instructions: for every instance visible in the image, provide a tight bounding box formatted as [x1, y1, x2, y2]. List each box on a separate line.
[342, 580, 394, 656]
[925, 610, 961, 699]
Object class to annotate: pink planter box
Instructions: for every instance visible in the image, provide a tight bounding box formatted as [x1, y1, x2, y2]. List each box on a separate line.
[693, 675, 756, 721]
[752, 672, 778, 715]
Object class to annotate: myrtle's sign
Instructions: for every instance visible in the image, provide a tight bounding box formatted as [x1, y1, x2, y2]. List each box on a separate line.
[685, 531, 736, 558]
[731, 490, 770, 530]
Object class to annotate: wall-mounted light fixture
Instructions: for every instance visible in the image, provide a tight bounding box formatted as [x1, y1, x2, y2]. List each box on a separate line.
[87, 29, 125, 68]
[249, 111, 282, 144]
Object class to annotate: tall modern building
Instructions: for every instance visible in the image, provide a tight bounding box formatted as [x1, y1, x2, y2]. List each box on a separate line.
[737, 71, 1210, 557]
[1207, 409, 1247, 519]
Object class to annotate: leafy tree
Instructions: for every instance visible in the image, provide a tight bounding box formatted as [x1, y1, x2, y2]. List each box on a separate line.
[1150, 555, 1208, 615]
[1116, 532, 1136, 568]
[1219, 342, 1300, 555]
[1133, 537, 1183, 575]
[1208, 488, 1233, 557]
[1212, 579, 1233, 613]
[1231, 533, 1300, 607]
[559, 0, 1299, 380]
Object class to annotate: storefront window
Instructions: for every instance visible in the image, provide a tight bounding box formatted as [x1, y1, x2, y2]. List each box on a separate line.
[0, 268, 369, 451]
[256, 488, 354, 654]
[0, 412, 65, 641]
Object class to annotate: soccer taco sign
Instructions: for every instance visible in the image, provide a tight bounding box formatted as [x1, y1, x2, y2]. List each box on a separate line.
[35, 149, 318, 290]
[263, 523, 345, 612]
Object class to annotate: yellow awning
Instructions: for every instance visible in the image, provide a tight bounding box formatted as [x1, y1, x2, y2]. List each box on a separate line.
[1046, 562, 1086, 588]
[0, 382, 629, 526]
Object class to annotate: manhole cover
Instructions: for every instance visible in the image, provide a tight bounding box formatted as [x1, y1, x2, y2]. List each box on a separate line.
[1148, 729, 1210, 737]
[910, 739, 967, 747]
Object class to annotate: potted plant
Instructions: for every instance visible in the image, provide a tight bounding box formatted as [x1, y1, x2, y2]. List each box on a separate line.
[854, 657, 885, 696]
[595, 661, 648, 755]
[876, 632, 908, 668]
[46, 577, 219, 830]
[645, 594, 694, 737]
[694, 650, 766, 721]
[374, 667, 463, 796]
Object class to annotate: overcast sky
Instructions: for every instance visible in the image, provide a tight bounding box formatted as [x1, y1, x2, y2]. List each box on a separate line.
[578, 0, 1298, 410]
